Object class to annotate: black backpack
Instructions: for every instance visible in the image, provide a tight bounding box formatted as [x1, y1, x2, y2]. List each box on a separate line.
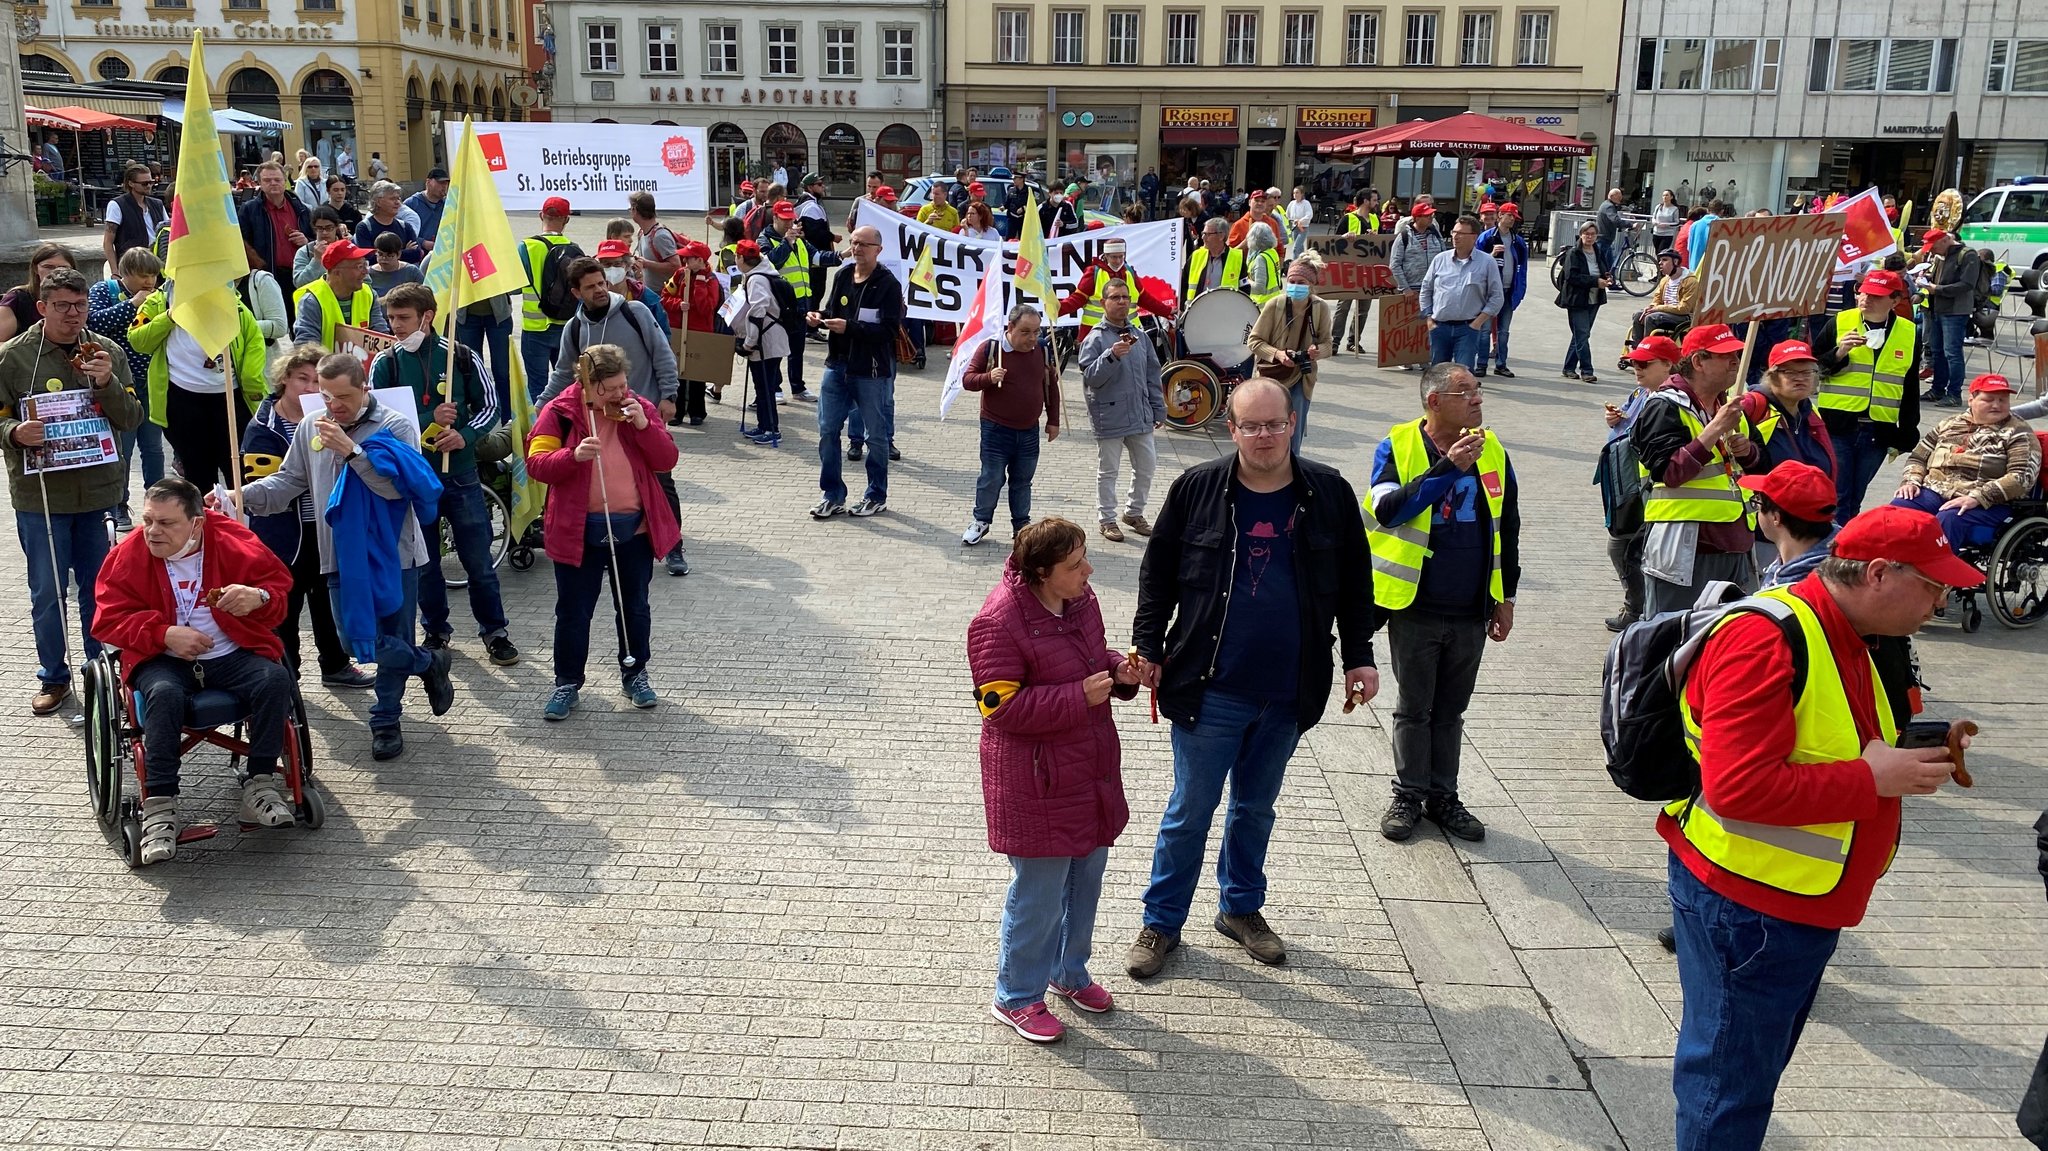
[534, 238, 587, 322]
[1600, 584, 1806, 802]
[747, 270, 801, 342]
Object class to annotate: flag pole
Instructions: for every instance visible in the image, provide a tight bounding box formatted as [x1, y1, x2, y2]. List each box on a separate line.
[223, 344, 245, 508]
[437, 290, 456, 472]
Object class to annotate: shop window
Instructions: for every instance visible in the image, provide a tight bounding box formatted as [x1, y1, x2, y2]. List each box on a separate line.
[1107, 11, 1140, 67]
[823, 25, 858, 78]
[1404, 11, 1438, 67]
[645, 23, 678, 75]
[996, 9, 1031, 64]
[1225, 11, 1258, 66]
[1284, 12, 1317, 66]
[1347, 11, 1381, 66]
[585, 22, 619, 73]
[1053, 11, 1085, 65]
[1514, 11, 1550, 65]
[1166, 11, 1200, 66]
[882, 26, 917, 78]
[1459, 12, 1494, 67]
[765, 24, 800, 78]
[705, 23, 739, 75]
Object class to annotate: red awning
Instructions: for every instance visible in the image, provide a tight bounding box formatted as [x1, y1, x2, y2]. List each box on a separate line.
[39, 105, 155, 134]
[1160, 127, 1239, 147]
[24, 106, 84, 131]
[1296, 127, 1375, 148]
[1339, 112, 1589, 158]
[1315, 121, 1410, 156]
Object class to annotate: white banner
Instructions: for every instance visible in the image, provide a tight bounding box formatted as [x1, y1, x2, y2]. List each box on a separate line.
[855, 201, 1184, 325]
[449, 121, 711, 215]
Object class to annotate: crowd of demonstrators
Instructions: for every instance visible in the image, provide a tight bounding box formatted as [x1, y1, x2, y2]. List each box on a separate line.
[961, 306, 1061, 547]
[1059, 238, 1174, 344]
[1247, 258, 1331, 454]
[1418, 213, 1505, 374]
[1890, 373, 2040, 550]
[1078, 281, 1166, 544]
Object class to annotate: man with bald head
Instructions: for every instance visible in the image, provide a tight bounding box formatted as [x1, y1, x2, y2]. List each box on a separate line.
[805, 225, 905, 519]
[1125, 377, 1380, 979]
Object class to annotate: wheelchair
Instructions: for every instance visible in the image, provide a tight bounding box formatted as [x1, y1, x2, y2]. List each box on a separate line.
[81, 650, 324, 867]
[1940, 432, 2048, 632]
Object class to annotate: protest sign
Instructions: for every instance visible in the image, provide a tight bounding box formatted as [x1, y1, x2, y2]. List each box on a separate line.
[447, 121, 711, 214]
[856, 201, 1184, 325]
[22, 391, 118, 475]
[1832, 187, 1898, 269]
[1306, 234, 1398, 301]
[676, 328, 736, 383]
[1377, 292, 1430, 369]
[1693, 215, 1843, 325]
[334, 323, 400, 371]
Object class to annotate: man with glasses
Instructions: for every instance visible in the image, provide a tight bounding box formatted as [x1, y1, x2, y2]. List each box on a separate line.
[1370, 364, 1521, 843]
[102, 163, 167, 271]
[1418, 214, 1504, 373]
[806, 226, 903, 520]
[1662, 503, 1977, 1149]
[1124, 378, 1379, 979]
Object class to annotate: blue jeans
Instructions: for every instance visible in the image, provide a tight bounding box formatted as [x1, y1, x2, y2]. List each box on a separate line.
[328, 564, 427, 730]
[16, 509, 111, 686]
[552, 527, 653, 688]
[417, 471, 509, 641]
[1290, 391, 1312, 456]
[119, 404, 165, 511]
[1429, 321, 1486, 371]
[1669, 854, 1839, 1151]
[520, 327, 562, 401]
[994, 846, 1110, 1010]
[1927, 312, 1969, 400]
[818, 363, 893, 504]
[1141, 690, 1303, 934]
[1832, 422, 1891, 526]
[1563, 307, 1598, 375]
[1478, 306, 1514, 372]
[1891, 487, 2013, 550]
[458, 311, 514, 418]
[973, 419, 1041, 530]
[748, 358, 781, 434]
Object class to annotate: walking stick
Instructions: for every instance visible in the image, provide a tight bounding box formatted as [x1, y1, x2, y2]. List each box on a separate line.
[584, 397, 639, 672]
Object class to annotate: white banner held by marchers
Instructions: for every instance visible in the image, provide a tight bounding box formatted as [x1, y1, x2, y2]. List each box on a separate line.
[449, 121, 711, 214]
[856, 201, 1184, 326]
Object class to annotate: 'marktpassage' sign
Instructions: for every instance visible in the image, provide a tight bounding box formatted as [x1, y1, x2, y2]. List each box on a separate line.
[1377, 291, 1430, 369]
[1306, 234, 1397, 301]
[1694, 215, 1844, 325]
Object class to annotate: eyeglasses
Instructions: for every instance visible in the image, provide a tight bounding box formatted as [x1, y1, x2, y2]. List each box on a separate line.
[1230, 420, 1292, 438]
[848, 240, 881, 249]
[1775, 368, 1820, 382]
[1438, 385, 1482, 399]
[1891, 563, 1951, 602]
[42, 301, 87, 314]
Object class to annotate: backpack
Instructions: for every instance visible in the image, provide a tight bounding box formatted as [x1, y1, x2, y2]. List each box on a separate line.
[749, 270, 800, 339]
[1975, 249, 1997, 302]
[1600, 583, 1806, 802]
[535, 239, 587, 322]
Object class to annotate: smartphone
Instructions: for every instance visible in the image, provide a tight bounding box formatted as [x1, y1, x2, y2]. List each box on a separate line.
[1896, 720, 1951, 750]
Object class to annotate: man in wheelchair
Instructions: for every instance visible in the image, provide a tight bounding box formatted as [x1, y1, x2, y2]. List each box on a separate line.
[92, 477, 296, 864]
[1620, 249, 1695, 367]
[1890, 373, 2041, 551]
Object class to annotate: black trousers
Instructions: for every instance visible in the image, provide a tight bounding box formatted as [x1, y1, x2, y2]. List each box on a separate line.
[1387, 607, 1490, 805]
[162, 385, 251, 493]
[132, 648, 293, 797]
[280, 521, 350, 678]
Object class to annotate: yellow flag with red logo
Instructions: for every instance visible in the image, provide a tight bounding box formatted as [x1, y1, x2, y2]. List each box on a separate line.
[422, 117, 529, 317]
[162, 33, 250, 356]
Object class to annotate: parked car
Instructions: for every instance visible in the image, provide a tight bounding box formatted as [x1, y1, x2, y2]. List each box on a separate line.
[1959, 177, 2048, 273]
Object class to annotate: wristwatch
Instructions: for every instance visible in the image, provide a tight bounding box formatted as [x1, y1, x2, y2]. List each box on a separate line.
[257, 588, 272, 606]
[344, 447, 362, 462]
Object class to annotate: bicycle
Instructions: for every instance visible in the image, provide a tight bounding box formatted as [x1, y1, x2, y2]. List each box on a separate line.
[1550, 221, 1657, 297]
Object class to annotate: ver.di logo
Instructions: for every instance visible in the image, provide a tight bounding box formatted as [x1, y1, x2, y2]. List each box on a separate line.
[662, 136, 697, 177]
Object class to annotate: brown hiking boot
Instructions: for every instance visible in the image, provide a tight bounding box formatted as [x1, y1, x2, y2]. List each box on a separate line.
[1120, 513, 1154, 537]
[1126, 926, 1179, 978]
[31, 683, 70, 716]
[1215, 911, 1287, 965]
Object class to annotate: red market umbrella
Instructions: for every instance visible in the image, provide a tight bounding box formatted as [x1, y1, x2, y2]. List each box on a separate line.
[39, 106, 156, 135]
[1336, 112, 1591, 158]
[1315, 119, 1418, 158]
[24, 106, 85, 131]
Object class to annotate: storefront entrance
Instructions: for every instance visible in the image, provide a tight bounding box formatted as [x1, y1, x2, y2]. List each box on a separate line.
[817, 123, 864, 200]
[709, 123, 748, 208]
[878, 124, 924, 186]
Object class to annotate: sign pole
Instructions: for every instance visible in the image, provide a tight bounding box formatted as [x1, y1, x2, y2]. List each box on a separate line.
[437, 290, 457, 473]
[222, 359, 245, 508]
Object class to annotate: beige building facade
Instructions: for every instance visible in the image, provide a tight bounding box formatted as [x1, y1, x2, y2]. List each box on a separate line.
[944, 0, 1621, 212]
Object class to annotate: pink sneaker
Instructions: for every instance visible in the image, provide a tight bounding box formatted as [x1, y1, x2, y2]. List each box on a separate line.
[1049, 980, 1115, 1014]
[989, 1001, 1065, 1043]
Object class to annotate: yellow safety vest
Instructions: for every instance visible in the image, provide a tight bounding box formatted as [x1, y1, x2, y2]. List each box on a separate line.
[292, 279, 374, 348]
[1818, 309, 1912, 425]
[1080, 266, 1140, 329]
[520, 233, 574, 332]
[1365, 419, 1507, 611]
[1247, 248, 1284, 307]
[776, 236, 812, 301]
[1183, 246, 1245, 302]
[1637, 396, 1757, 527]
[1343, 211, 1378, 235]
[1666, 585, 1899, 896]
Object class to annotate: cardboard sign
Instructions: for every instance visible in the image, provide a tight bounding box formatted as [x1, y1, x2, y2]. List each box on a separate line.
[1694, 215, 1844, 325]
[333, 323, 400, 370]
[1377, 292, 1430, 369]
[674, 328, 736, 384]
[1306, 234, 1398, 301]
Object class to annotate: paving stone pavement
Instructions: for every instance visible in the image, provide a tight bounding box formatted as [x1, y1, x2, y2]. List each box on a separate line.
[0, 224, 2042, 1150]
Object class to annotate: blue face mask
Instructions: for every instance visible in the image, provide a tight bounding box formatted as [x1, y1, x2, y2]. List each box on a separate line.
[1284, 283, 1311, 302]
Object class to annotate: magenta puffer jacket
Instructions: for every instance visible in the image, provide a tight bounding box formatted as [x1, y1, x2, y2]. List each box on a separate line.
[967, 556, 1135, 858]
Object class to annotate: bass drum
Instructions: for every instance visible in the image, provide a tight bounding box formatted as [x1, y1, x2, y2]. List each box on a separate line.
[1180, 288, 1260, 364]
[1162, 358, 1223, 431]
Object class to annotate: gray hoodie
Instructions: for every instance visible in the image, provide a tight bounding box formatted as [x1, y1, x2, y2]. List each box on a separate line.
[541, 291, 680, 406]
[1079, 320, 1166, 438]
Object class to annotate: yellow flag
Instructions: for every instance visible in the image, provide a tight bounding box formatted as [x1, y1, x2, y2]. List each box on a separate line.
[423, 117, 528, 317]
[162, 34, 250, 357]
[503, 347, 547, 540]
[1015, 190, 1055, 308]
[909, 238, 937, 294]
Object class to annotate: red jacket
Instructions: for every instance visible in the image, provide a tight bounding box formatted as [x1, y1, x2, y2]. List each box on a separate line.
[1658, 575, 1897, 929]
[1056, 261, 1178, 342]
[662, 268, 723, 333]
[525, 389, 681, 568]
[967, 557, 1135, 858]
[92, 512, 292, 681]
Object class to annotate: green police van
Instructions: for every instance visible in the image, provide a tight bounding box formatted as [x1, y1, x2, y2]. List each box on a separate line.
[1959, 177, 2048, 272]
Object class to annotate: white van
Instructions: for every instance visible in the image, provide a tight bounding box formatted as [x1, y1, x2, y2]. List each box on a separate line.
[1958, 177, 2048, 272]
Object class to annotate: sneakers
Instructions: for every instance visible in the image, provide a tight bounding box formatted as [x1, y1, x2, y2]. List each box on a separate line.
[989, 1001, 1065, 1043]
[320, 665, 375, 690]
[1919, 387, 1944, 404]
[1049, 980, 1115, 1014]
[1579, 372, 1600, 384]
[793, 391, 818, 404]
[1605, 611, 1640, 634]
[237, 775, 296, 830]
[1657, 925, 1677, 953]
[1425, 799, 1487, 842]
[1381, 794, 1424, 841]
[849, 497, 886, 517]
[421, 632, 451, 652]
[748, 431, 782, 448]
[664, 545, 690, 576]
[370, 726, 405, 761]
[31, 682, 70, 716]
[1099, 519, 1125, 542]
[847, 443, 865, 461]
[889, 446, 903, 461]
[486, 635, 521, 666]
[139, 795, 178, 865]
[421, 647, 455, 716]
[1126, 926, 1179, 978]
[114, 505, 134, 532]
[543, 684, 579, 721]
[1214, 911, 1287, 966]
[809, 499, 847, 520]
[962, 519, 992, 546]
[1493, 365, 1516, 378]
[1119, 513, 1154, 537]
[624, 670, 659, 709]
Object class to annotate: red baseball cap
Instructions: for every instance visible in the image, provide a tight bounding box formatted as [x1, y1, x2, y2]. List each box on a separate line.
[773, 200, 797, 220]
[541, 196, 572, 217]
[739, 179, 756, 193]
[1680, 324, 1745, 357]
[1412, 203, 1435, 218]
[734, 239, 761, 262]
[968, 181, 986, 196]
[876, 186, 897, 202]
[1833, 505, 1985, 588]
[680, 240, 711, 261]
[1918, 228, 1948, 253]
[1767, 340, 1819, 367]
[1499, 203, 1521, 218]
[321, 241, 372, 270]
[1627, 335, 1682, 364]
[1858, 269, 1904, 296]
[1478, 200, 1498, 212]
[1738, 461, 1836, 522]
[594, 238, 632, 260]
[1970, 373, 2016, 395]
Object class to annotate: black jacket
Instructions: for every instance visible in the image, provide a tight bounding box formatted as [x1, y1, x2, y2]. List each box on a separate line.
[1557, 246, 1610, 310]
[1926, 247, 1982, 317]
[237, 193, 312, 274]
[818, 263, 903, 379]
[1132, 452, 1378, 733]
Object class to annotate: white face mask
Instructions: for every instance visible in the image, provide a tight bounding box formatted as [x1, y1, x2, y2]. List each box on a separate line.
[169, 533, 200, 560]
[603, 266, 627, 285]
[396, 328, 428, 354]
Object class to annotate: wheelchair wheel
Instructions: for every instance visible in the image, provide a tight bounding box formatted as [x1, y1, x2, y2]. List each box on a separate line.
[120, 816, 143, 868]
[1618, 251, 1657, 297]
[508, 545, 535, 571]
[441, 483, 512, 590]
[298, 787, 326, 830]
[1162, 359, 1221, 431]
[83, 658, 122, 828]
[1986, 516, 2048, 629]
